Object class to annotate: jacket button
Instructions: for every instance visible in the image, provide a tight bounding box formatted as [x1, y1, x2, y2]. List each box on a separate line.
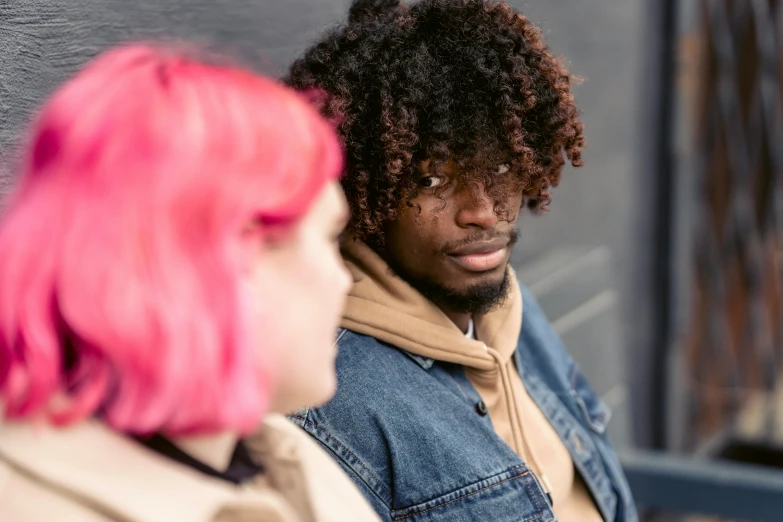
[475, 400, 489, 416]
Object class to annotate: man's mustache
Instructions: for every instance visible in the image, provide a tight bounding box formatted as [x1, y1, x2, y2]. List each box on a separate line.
[439, 229, 519, 255]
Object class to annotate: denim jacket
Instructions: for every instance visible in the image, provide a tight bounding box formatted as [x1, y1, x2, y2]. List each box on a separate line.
[290, 284, 637, 522]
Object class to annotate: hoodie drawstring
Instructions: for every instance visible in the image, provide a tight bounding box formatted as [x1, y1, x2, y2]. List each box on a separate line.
[489, 347, 554, 507]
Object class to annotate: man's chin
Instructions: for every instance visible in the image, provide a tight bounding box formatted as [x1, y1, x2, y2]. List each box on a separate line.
[414, 268, 512, 315]
[461, 263, 508, 282]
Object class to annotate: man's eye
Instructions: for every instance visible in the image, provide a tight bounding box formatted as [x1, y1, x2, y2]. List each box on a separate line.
[418, 176, 446, 188]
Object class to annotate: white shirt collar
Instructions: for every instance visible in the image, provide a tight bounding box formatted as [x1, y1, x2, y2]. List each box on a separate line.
[464, 318, 476, 340]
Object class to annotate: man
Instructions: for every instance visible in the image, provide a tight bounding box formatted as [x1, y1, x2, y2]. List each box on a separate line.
[287, 1, 636, 521]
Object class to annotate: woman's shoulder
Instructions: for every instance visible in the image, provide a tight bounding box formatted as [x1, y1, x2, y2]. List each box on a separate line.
[251, 413, 359, 482]
[0, 420, 292, 522]
[248, 414, 381, 522]
[0, 459, 112, 522]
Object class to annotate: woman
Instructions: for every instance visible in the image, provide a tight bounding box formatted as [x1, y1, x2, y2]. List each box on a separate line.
[0, 44, 379, 522]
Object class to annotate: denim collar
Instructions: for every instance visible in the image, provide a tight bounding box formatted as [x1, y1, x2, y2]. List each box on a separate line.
[401, 350, 435, 370]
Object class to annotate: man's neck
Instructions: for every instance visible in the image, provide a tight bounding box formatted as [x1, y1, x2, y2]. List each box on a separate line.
[444, 310, 472, 334]
[368, 244, 478, 334]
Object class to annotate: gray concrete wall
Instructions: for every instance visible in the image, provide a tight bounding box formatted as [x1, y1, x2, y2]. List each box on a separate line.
[0, 0, 354, 190]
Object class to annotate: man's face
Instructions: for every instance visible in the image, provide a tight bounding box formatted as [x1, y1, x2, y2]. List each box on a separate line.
[380, 160, 523, 315]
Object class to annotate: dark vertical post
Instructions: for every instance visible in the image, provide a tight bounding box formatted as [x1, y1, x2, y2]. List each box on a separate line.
[632, 0, 678, 449]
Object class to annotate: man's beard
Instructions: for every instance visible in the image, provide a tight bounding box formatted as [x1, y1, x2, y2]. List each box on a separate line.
[390, 261, 511, 315]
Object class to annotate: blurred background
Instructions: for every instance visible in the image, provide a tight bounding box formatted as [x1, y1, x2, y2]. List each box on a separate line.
[2, 1, 783, 520]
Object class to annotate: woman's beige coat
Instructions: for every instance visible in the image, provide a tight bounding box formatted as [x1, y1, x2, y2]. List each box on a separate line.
[0, 414, 379, 522]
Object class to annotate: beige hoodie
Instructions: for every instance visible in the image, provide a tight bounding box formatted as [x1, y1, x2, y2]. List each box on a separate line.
[340, 239, 603, 522]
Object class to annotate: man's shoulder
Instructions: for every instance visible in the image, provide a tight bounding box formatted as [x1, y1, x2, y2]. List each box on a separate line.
[333, 328, 427, 378]
[293, 330, 526, 518]
[334, 327, 390, 352]
[515, 281, 579, 389]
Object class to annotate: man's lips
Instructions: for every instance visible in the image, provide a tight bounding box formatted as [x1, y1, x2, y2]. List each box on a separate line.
[446, 238, 510, 272]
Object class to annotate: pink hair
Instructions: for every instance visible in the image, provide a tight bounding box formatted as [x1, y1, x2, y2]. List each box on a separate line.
[0, 44, 342, 435]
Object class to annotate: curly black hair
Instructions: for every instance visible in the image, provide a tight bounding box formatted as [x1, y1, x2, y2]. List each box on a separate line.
[287, 0, 585, 242]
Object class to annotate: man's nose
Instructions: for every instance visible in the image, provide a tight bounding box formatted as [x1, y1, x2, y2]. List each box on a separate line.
[454, 184, 499, 229]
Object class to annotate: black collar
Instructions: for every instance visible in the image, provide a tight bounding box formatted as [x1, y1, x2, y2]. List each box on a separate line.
[135, 435, 262, 485]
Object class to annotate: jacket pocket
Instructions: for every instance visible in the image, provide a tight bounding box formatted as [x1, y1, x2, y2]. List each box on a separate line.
[569, 366, 612, 435]
[389, 466, 551, 522]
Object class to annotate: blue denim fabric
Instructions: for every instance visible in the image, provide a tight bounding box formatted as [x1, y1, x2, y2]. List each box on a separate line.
[290, 284, 637, 522]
